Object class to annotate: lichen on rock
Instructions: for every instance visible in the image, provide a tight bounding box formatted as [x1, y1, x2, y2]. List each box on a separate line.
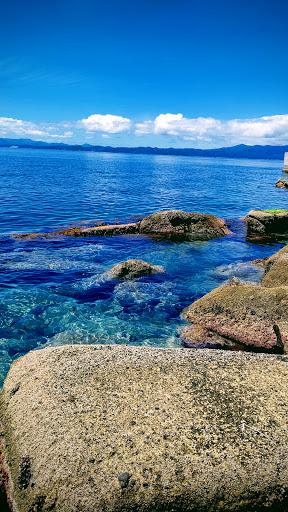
[2, 345, 288, 511]
[244, 209, 288, 240]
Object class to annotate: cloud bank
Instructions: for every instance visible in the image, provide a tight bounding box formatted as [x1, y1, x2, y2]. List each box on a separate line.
[1, 112, 288, 147]
[135, 113, 288, 146]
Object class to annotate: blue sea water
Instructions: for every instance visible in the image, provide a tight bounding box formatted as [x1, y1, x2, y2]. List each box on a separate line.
[0, 147, 287, 384]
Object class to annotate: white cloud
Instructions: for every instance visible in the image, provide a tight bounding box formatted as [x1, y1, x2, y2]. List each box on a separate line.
[135, 113, 288, 146]
[1, 113, 288, 147]
[81, 114, 131, 134]
[0, 117, 73, 141]
[154, 113, 220, 138]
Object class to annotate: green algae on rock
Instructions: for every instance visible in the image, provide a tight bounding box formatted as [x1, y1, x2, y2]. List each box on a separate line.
[2, 345, 288, 511]
[106, 259, 164, 279]
[245, 209, 288, 240]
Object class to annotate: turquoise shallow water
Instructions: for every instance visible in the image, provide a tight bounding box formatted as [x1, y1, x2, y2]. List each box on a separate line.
[0, 148, 287, 383]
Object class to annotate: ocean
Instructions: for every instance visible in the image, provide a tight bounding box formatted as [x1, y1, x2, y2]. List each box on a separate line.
[0, 147, 286, 384]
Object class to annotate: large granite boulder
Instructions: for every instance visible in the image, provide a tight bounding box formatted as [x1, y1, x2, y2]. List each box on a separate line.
[261, 246, 288, 287]
[106, 259, 164, 279]
[244, 209, 288, 240]
[181, 280, 288, 352]
[139, 210, 230, 240]
[2, 345, 288, 512]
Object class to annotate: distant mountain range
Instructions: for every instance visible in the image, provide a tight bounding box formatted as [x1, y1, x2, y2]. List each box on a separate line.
[0, 137, 287, 160]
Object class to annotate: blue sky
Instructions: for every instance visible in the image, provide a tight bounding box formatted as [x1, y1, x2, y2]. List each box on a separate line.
[0, 0, 287, 147]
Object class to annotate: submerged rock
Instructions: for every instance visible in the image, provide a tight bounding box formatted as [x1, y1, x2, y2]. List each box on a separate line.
[182, 280, 288, 353]
[2, 345, 288, 511]
[244, 209, 288, 240]
[107, 259, 164, 279]
[276, 178, 288, 189]
[139, 210, 231, 240]
[59, 223, 139, 237]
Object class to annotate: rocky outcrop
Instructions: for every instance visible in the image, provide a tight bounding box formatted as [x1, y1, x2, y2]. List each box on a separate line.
[181, 280, 288, 353]
[139, 210, 231, 240]
[14, 210, 231, 241]
[244, 209, 288, 240]
[106, 259, 164, 279]
[2, 345, 288, 512]
[276, 179, 288, 189]
[15, 223, 139, 240]
[261, 246, 288, 287]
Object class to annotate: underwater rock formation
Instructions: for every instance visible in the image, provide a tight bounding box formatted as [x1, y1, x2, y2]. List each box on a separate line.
[2, 345, 288, 511]
[107, 259, 164, 279]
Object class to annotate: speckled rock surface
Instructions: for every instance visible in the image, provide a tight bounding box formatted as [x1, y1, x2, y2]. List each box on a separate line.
[182, 281, 288, 352]
[139, 210, 230, 240]
[106, 259, 164, 279]
[262, 246, 288, 288]
[2, 345, 288, 511]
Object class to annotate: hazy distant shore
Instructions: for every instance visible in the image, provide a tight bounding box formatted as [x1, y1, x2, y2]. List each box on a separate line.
[0, 137, 287, 160]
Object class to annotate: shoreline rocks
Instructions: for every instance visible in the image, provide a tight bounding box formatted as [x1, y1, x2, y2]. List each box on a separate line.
[139, 210, 231, 240]
[244, 209, 288, 240]
[14, 210, 231, 242]
[106, 259, 164, 279]
[276, 178, 288, 189]
[181, 245, 288, 354]
[2, 344, 288, 511]
[181, 280, 287, 353]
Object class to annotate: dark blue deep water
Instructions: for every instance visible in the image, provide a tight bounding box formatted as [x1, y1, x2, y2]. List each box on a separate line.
[0, 147, 287, 383]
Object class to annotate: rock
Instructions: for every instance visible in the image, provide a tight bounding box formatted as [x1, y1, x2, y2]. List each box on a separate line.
[13, 211, 231, 241]
[181, 324, 243, 350]
[59, 223, 139, 237]
[276, 179, 288, 189]
[106, 259, 164, 279]
[139, 210, 231, 240]
[182, 280, 288, 352]
[2, 345, 288, 511]
[261, 246, 288, 287]
[244, 209, 288, 240]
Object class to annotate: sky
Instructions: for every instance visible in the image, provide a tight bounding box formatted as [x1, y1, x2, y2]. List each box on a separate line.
[0, 0, 288, 148]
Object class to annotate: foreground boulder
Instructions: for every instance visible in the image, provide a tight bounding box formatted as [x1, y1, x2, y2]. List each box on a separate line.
[139, 210, 230, 240]
[106, 259, 164, 279]
[245, 209, 288, 240]
[276, 179, 288, 189]
[2, 345, 288, 512]
[182, 280, 288, 352]
[14, 210, 231, 241]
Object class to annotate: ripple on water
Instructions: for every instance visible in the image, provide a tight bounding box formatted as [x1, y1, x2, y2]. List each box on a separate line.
[0, 150, 286, 384]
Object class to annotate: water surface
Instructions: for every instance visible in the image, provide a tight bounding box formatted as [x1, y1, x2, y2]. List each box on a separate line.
[0, 148, 286, 383]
